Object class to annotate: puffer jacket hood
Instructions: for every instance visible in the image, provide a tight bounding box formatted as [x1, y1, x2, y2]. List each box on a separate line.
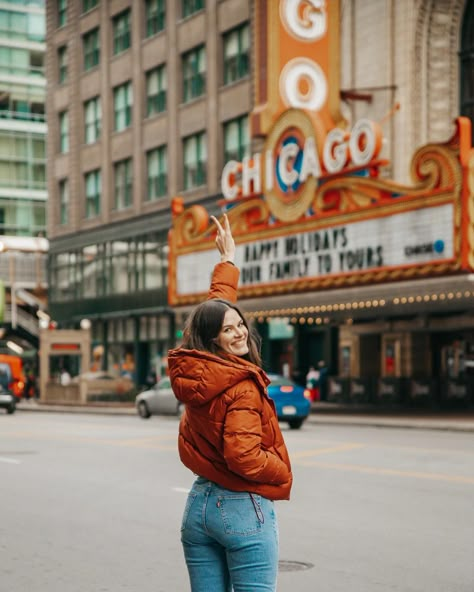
[168, 348, 270, 408]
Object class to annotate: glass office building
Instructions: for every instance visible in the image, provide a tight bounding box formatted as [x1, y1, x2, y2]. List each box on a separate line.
[0, 0, 47, 237]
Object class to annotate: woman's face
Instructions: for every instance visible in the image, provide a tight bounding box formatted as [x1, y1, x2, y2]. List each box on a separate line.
[215, 308, 249, 356]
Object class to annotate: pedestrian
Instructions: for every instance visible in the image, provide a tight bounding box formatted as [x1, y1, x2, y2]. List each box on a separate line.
[168, 214, 292, 592]
[306, 365, 320, 402]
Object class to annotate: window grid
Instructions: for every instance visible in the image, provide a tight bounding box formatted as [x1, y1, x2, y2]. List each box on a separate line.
[146, 65, 167, 116]
[83, 0, 98, 13]
[114, 82, 132, 131]
[145, 0, 165, 37]
[183, 132, 206, 190]
[114, 158, 133, 210]
[182, 45, 206, 103]
[58, 45, 67, 84]
[84, 96, 101, 144]
[146, 146, 167, 200]
[83, 28, 100, 71]
[224, 115, 250, 163]
[59, 111, 68, 153]
[58, 0, 67, 27]
[59, 179, 68, 225]
[85, 169, 101, 218]
[223, 23, 250, 85]
[113, 9, 131, 55]
[182, 0, 204, 19]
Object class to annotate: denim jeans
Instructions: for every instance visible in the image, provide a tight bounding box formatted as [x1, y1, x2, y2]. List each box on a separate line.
[181, 477, 279, 592]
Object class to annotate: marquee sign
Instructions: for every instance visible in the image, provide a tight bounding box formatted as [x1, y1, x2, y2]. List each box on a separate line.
[167, 0, 474, 306]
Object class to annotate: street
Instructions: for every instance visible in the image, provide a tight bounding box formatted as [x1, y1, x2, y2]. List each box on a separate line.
[1, 411, 473, 592]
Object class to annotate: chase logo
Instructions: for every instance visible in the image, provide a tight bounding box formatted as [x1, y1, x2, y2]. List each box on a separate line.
[404, 240, 445, 257]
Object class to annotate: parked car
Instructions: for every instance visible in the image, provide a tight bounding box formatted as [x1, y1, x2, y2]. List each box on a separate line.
[136, 377, 183, 419]
[136, 373, 311, 428]
[0, 355, 26, 400]
[267, 374, 311, 429]
[0, 384, 16, 414]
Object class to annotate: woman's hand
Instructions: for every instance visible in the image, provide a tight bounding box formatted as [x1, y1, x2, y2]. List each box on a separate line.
[211, 213, 235, 263]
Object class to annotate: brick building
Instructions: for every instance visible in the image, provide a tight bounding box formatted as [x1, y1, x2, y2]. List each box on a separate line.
[46, 1, 474, 404]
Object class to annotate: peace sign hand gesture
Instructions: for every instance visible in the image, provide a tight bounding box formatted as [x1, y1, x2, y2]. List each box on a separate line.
[210, 213, 235, 264]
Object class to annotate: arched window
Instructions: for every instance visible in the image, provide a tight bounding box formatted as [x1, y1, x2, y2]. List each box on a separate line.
[460, 2, 474, 142]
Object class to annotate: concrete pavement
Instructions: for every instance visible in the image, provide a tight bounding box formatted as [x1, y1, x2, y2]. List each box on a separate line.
[14, 399, 474, 432]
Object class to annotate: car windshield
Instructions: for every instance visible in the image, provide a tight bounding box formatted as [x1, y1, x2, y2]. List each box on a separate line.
[268, 375, 295, 387]
[158, 377, 171, 389]
[0, 363, 11, 388]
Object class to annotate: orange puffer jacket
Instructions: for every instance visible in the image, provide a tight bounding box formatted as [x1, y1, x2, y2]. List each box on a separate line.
[168, 262, 293, 501]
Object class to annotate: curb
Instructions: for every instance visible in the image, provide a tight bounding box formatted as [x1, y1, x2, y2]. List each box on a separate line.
[16, 401, 474, 432]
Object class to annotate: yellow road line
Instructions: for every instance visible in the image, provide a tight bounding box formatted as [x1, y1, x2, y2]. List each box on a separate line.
[296, 459, 474, 485]
[291, 443, 365, 459]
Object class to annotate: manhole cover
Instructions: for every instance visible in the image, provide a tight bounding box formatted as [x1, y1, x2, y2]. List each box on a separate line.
[278, 560, 314, 572]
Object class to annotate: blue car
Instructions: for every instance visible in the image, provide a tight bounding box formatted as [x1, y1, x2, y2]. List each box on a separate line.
[267, 374, 311, 429]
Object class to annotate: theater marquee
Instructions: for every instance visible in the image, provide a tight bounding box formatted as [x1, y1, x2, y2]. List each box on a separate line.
[168, 0, 473, 306]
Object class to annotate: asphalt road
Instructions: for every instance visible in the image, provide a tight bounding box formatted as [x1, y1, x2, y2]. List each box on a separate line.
[1, 412, 473, 592]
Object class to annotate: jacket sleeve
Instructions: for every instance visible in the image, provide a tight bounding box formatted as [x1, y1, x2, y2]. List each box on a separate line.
[222, 390, 292, 486]
[207, 261, 240, 303]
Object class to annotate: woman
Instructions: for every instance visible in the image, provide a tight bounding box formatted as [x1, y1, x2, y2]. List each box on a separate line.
[168, 214, 293, 592]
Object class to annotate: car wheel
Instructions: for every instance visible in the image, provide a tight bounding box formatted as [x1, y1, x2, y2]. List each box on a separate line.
[7, 404, 16, 414]
[138, 401, 151, 419]
[288, 418, 304, 429]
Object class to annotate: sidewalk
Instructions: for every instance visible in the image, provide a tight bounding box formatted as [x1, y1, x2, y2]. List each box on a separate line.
[16, 399, 474, 432]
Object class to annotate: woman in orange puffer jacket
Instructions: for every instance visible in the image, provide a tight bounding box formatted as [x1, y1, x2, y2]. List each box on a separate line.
[168, 214, 292, 592]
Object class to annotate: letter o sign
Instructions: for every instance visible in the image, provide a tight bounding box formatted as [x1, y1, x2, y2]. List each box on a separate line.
[280, 58, 328, 112]
[349, 119, 382, 166]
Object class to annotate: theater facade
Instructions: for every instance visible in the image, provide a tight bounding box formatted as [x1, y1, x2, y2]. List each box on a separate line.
[169, 0, 474, 407]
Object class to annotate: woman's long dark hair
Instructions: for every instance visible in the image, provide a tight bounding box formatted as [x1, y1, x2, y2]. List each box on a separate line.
[182, 299, 262, 367]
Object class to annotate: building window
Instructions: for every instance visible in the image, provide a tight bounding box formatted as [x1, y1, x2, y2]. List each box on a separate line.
[58, 45, 67, 84]
[59, 179, 69, 225]
[113, 9, 131, 55]
[84, 96, 101, 144]
[224, 115, 249, 162]
[223, 23, 250, 85]
[146, 65, 167, 116]
[83, 28, 100, 71]
[182, 0, 204, 19]
[59, 111, 68, 153]
[461, 2, 474, 143]
[183, 132, 206, 190]
[146, 146, 167, 200]
[0, 132, 46, 194]
[85, 169, 101, 218]
[182, 45, 206, 103]
[145, 0, 165, 37]
[83, 0, 98, 13]
[113, 81, 132, 131]
[0, 9, 45, 43]
[58, 0, 67, 27]
[114, 158, 133, 210]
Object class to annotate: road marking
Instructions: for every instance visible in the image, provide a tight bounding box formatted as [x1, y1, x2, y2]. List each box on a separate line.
[296, 459, 474, 485]
[0, 456, 21, 464]
[172, 487, 190, 493]
[291, 443, 365, 459]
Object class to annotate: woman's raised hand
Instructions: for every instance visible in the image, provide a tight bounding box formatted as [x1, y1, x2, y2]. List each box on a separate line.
[210, 213, 235, 263]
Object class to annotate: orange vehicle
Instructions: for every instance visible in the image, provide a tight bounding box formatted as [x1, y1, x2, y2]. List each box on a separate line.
[0, 354, 26, 400]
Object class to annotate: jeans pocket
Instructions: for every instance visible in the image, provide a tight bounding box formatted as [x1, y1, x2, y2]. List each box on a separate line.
[181, 492, 197, 532]
[218, 494, 263, 536]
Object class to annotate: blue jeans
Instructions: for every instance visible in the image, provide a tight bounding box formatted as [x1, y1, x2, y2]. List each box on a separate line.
[181, 477, 279, 592]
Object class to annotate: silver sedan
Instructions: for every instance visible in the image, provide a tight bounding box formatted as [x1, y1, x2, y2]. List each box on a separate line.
[135, 377, 183, 419]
